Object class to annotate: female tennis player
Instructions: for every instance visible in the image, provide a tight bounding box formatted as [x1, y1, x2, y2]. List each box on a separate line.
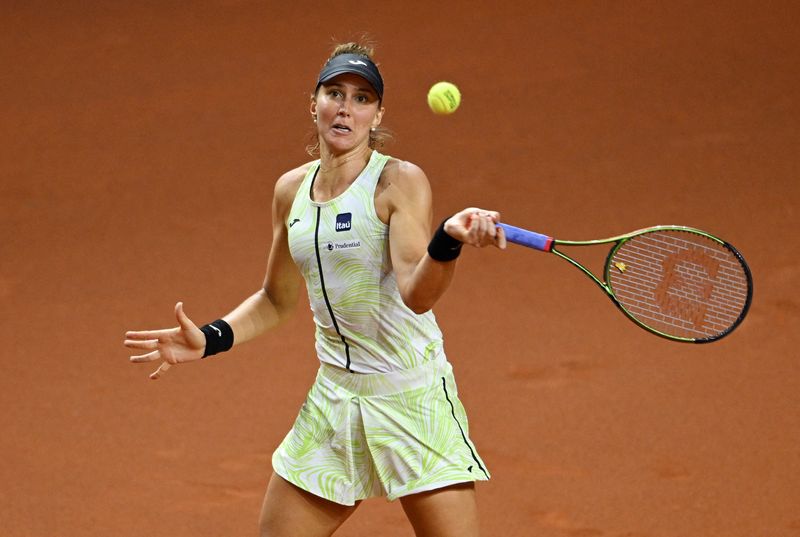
[125, 42, 506, 537]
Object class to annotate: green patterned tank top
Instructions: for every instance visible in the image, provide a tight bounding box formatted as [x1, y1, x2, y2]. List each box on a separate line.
[286, 151, 444, 373]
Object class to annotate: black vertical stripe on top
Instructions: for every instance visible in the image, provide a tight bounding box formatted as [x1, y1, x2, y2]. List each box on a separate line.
[441, 377, 489, 479]
[310, 169, 352, 372]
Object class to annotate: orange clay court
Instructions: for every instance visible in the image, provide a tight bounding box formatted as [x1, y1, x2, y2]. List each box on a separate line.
[1, 2, 799, 536]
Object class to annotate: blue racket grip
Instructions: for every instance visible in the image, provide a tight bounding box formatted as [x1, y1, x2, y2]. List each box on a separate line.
[497, 223, 553, 252]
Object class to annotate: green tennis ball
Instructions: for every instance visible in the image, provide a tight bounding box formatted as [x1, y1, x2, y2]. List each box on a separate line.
[427, 81, 461, 115]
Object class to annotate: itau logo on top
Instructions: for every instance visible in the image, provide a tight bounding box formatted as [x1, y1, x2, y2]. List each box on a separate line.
[328, 212, 360, 251]
[336, 212, 352, 232]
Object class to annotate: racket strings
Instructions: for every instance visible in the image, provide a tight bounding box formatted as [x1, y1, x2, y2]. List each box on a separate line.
[608, 231, 750, 340]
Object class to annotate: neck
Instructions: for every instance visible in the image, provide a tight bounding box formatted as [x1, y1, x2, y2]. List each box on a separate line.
[312, 145, 373, 202]
[317, 145, 372, 179]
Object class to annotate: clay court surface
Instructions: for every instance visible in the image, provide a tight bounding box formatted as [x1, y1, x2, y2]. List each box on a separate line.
[2, 1, 799, 535]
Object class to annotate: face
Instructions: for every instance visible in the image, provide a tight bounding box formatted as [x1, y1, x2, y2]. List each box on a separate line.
[311, 73, 384, 155]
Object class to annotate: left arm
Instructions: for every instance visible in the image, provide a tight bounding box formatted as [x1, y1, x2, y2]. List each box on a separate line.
[382, 162, 506, 313]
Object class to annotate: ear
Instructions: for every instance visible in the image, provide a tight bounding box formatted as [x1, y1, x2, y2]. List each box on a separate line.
[310, 98, 317, 117]
[372, 106, 385, 129]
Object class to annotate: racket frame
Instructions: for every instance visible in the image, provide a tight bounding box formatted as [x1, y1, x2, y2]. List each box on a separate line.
[501, 224, 753, 343]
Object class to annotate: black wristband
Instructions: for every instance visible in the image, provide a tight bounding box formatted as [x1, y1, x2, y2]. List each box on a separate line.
[200, 319, 234, 358]
[427, 217, 463, 262]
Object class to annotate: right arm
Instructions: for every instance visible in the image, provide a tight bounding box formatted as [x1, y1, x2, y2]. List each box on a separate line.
[220, 169, 304, 344]
[124, 166, 306, 379]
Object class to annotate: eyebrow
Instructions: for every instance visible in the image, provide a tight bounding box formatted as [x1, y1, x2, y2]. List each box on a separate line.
[324, 82, 376, 95]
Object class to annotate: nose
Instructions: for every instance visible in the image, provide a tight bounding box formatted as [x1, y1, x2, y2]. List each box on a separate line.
[337, 99, 350, 116]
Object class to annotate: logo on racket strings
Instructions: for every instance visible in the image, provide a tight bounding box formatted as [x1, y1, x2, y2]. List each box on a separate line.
[655, 247, 720, 329]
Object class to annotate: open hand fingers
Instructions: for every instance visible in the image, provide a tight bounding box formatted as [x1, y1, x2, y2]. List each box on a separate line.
[125, 302, 199, 380]
[149, 362, 171, 380]
[125, 336, 162, 363]
[125, 328, 170, 341]
[128, 348, 161, 363]
[124, 336, 158, 351]
[174, 302, 197, 331]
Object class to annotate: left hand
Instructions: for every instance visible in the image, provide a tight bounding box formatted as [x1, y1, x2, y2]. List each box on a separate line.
[444, 208, 507, 249]
[124, 302, 206, 380]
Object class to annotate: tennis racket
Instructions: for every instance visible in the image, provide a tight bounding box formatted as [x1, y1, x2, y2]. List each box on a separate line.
[497, 223, 753, 343]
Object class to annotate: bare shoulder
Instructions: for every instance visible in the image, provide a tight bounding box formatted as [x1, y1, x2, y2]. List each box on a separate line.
[381, 158, 429, 187]
[376, 158, 433, 222]
[378, 158, 432, 200]
[274, 161, 313, 214]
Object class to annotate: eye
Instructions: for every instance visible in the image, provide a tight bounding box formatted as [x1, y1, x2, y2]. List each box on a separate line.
[355, 94, 370, 103]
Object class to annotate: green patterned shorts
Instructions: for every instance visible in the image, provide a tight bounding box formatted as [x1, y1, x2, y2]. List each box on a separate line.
[272, 357, 490, 505]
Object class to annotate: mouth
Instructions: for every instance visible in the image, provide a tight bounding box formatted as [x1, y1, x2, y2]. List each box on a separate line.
[332, 123, 351, 134]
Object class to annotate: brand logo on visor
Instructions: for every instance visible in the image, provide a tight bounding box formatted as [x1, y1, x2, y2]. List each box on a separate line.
[348, 60, 367, 66]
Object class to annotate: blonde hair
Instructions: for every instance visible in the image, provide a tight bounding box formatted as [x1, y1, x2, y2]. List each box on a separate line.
[327, 42, 376, 62]
[306, 42, 392, 156]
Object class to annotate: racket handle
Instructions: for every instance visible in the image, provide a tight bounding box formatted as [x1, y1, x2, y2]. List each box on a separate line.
[497, 223, 553, 252]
